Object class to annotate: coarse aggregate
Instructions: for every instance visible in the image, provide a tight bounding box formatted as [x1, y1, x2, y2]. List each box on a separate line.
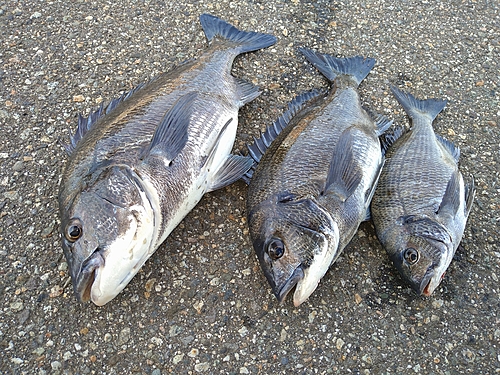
[0, 0, 499, 374]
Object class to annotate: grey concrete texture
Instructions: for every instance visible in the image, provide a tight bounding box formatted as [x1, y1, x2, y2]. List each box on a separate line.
[0, 0, 499, 374]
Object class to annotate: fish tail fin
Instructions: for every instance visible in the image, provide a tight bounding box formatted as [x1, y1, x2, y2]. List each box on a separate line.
[390, 86, 447, 122]
[299, 47, 375, 86]
[200, 14, 276, 54]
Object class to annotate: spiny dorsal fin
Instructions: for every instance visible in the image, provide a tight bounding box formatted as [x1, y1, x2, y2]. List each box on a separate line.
[243, 89, 326, 183]
[436, 134, 460, 163]
[64, 81, 149, 155]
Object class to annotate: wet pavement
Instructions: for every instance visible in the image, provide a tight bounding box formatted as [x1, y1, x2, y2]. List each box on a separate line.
[1, 0, 499, 374]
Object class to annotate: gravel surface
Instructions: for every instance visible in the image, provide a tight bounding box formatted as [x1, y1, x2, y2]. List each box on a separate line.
[1, 0, 499, 374]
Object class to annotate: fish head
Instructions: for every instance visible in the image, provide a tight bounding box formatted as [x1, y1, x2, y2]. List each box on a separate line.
[60, 166, 155, 306]
[248, 194, 339, 306]
[389, 216, 454, 296]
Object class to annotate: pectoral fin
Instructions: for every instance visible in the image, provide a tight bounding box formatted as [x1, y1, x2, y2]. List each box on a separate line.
[141, 92, 196, 165]
[324, 130, 363, 202]
[208, 154, 255, 192]
[437, 170, 462, 218]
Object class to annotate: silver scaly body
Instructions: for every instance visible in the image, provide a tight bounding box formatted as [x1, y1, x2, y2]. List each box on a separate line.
[371, 87, 475, 295]
[246, 49, 391, 306]
[59, 14, 276, 306]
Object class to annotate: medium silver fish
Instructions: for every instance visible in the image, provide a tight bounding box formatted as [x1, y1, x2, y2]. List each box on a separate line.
[371, 86, 475, 296]
[58, 14, 276, 306]
[246, 48, 391, 306]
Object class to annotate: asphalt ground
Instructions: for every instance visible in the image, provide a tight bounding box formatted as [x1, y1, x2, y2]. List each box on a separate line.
[1, 0, 499, 374]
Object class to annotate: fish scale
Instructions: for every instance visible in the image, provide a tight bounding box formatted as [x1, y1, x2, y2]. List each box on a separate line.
[377, 117, 455, 222]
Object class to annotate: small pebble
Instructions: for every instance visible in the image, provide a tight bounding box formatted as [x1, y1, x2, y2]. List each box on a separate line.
[10, 301, 23, 312]
[4, 191, 19, 200]
[194, 362, 209, 372]
[73, 95, 85, 102]
[117, 327, 131, 345]
[172, 354, 184, 364]
[51, 361, 62, 370]
[12, 161, 24, 171]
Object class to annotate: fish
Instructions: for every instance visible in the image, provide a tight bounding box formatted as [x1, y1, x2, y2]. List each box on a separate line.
[371, 86, 475, 296]
[246, 48, 391, 306]
[58, 14, 277, 306]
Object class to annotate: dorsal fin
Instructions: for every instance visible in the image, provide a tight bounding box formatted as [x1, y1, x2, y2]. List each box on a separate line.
[64, 81, 149, 155]
[380, 125, 406, 156]
[242, 89, 326, 183]
[363, 106, 394, 136]
[436, 134, 460, 163]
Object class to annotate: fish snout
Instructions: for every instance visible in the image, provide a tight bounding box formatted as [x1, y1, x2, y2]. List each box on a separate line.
[74, 249, 105, 302]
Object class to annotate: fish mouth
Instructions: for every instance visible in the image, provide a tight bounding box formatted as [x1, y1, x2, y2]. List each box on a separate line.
[419, 269, 444, 296]
[75, 249, 105, 303]
[276, 265, 305, 303]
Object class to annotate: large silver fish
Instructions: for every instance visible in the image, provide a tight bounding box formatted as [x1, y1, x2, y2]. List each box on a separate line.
[246, 48, 391, 306]
[58, 14, 276, 306]
[371, 86, 475, 296]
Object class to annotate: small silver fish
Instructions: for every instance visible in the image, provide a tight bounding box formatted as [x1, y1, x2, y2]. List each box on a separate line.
[246, 48, 391, 306]
[58, 14, 276, 306]
[371, 86, 475, 296]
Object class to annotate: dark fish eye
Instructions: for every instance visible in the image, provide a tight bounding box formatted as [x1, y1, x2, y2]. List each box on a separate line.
[65, 219, 83, 242]
[403, 247, 419, 265]
[267, 238, 285, 260]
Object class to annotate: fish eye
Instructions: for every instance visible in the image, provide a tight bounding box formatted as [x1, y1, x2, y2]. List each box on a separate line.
[267, 238, 285, 260]
[65, 219, 83, 242]
[403, 247, 419, 265]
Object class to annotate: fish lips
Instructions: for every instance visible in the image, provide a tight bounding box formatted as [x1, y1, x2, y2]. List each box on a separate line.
[73, 249, 105, 303]
[419, 267, 446, 296]
[276, 265, 305, 303]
